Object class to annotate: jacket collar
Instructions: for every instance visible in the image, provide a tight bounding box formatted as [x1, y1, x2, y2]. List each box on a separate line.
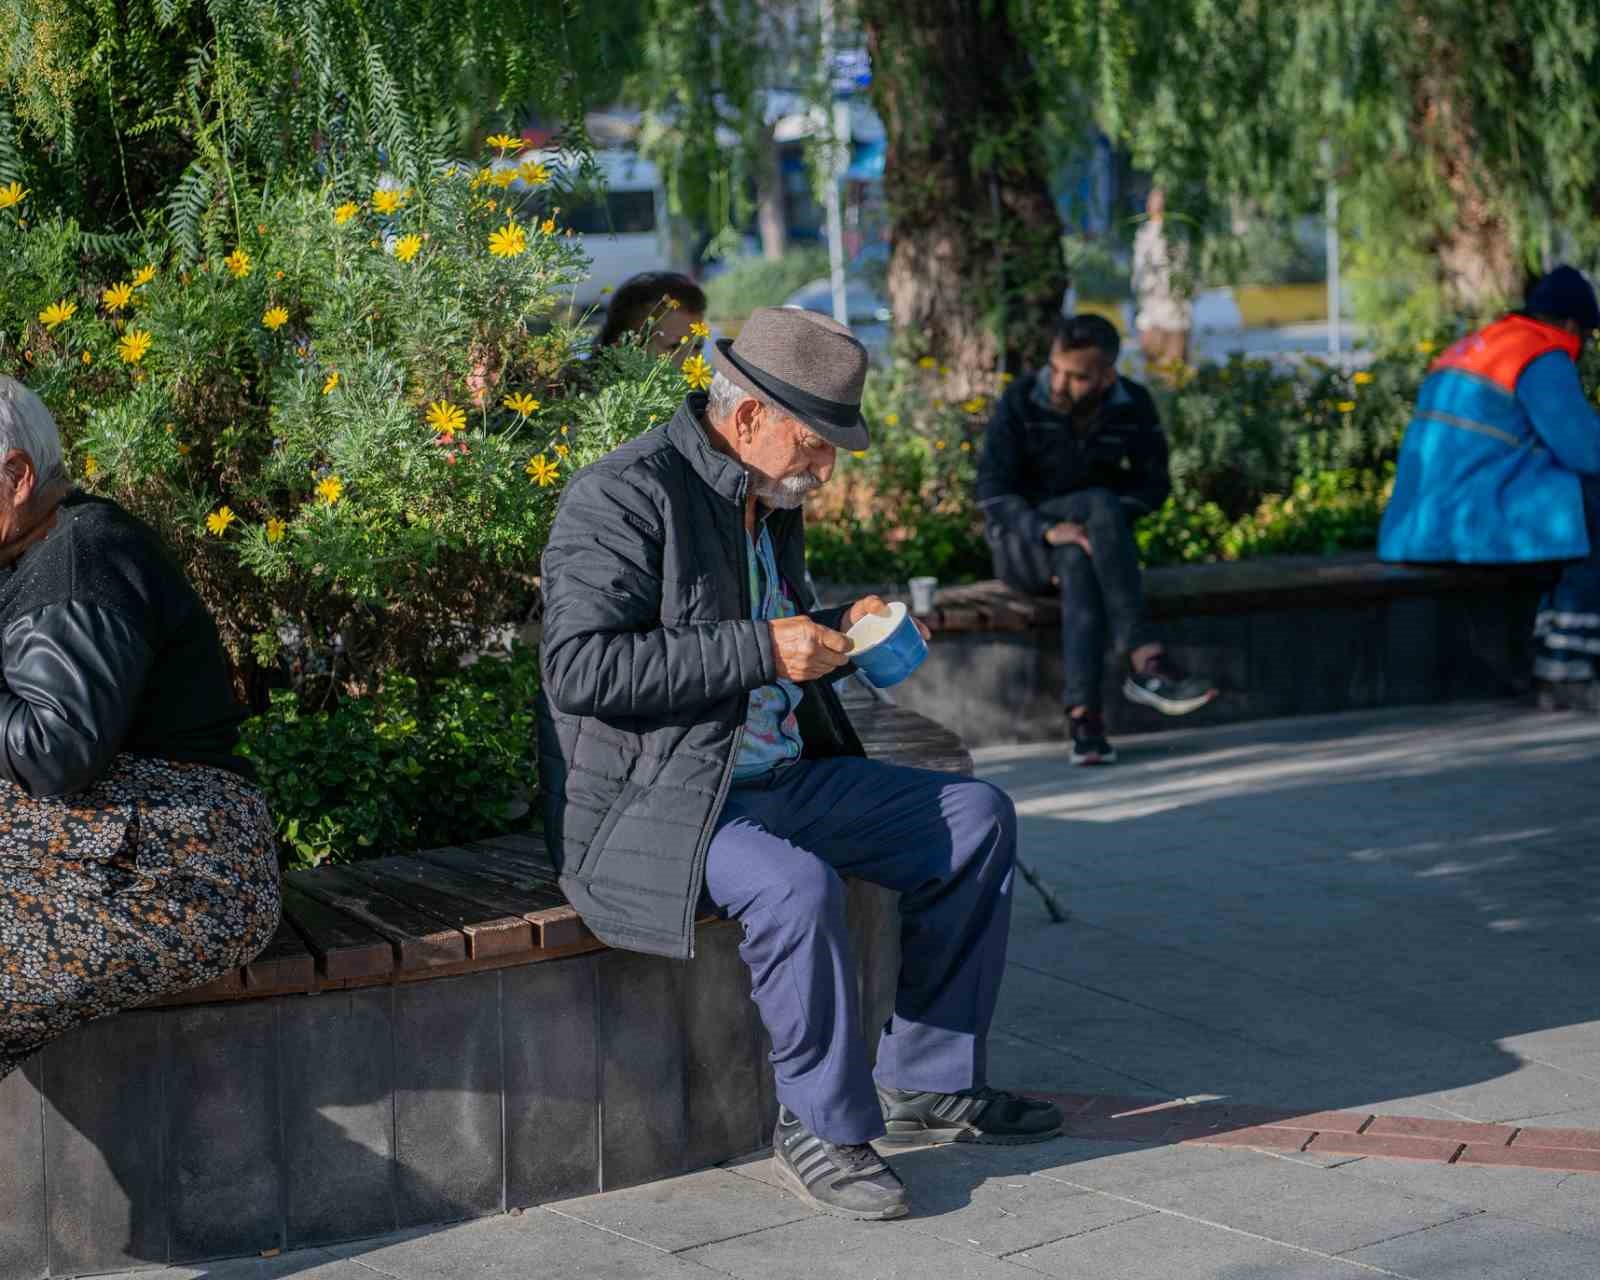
[1029, 369, 1133, 424]
[666, 393, 749, 506]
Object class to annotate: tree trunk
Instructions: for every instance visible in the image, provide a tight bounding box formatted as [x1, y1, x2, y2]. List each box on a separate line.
[860, 0, 1065, 398]
[756, 122, 789, 260]
[1406, 7, 1525, 316]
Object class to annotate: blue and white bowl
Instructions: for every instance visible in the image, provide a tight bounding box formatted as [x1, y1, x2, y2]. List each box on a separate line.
[846, 601, 928, 689]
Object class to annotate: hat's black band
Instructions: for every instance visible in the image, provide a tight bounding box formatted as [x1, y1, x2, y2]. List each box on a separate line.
[719, 343, 861, 434]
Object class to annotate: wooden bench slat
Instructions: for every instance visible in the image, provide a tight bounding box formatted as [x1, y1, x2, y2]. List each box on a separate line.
[286, 867, 468, 971]
[279, 884, 394, 981]
[349, 856, 561, 953]
[243, 916, 316, 992]
[415, 846, 588, 948]
[339, 864, 535, 961]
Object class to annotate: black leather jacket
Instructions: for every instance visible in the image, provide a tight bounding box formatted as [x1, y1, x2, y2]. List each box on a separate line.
[975, 370, 1172, 544]
[0, 492, 249, 797]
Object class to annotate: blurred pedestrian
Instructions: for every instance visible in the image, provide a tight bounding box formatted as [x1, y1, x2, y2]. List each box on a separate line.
[1131, 187, 1192, 382]
[597, 271, 708, 366]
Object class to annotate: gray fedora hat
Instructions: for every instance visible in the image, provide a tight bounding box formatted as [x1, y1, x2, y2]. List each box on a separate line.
[714, 307, 871, 451]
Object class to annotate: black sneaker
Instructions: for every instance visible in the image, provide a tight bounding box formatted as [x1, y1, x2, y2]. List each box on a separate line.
[772, 1106, 908, 1220]
[1123, 653, 1218, 716]
[1069, 710, 1117, 766]
[876, 1085, 1064, 1147]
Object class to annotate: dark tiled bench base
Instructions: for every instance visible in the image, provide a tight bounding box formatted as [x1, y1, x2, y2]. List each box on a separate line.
[869, 555, 1553, 745]
[0, 697, 960, 1280]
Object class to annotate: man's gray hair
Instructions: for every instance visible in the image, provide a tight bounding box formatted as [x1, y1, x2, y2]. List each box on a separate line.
[0, 378, 65, 483]
[706, 370, 752, 427]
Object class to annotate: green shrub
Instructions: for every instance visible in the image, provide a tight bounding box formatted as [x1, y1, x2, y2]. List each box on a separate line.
[0, 155, 688, 704]
[238, 645, 540, 869]
[703, 248, 830, 323]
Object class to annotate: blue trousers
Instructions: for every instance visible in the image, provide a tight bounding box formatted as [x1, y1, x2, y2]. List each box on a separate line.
[1535, 473, 1600, 682]
[703, 757, 1017, 1145]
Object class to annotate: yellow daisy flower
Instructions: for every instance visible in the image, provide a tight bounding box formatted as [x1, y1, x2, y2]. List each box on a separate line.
[503, 393, 541, 417]
[681, 354, 713, 391]
[224, 248, 251, 279]
[322, 370, 339, 395]
[0, 182, 28, 211]
[883, 412, 900, 426]
[80, 351, 92, 366]
[935, 440, 947, 450]
[371, 189, 403, 215]
[553, 442, 570, 458]
[1336, 400, 1357, 413]
[132, 265, 157, 287]
[1352, 370, 1374, 386]
[265, 517, 287, 544]
[486, 133, 522, 154]
[38, 299, 77, 330]
[917, 356, 937, 370]
[263, 306, 289, 331]
[525, 454, 559, 487]
[689, 321, 710, 339]
[489, 169, 519, 191]
[117, 328, 152, 363]
[540, 218, 556, 235]
[82, 455, 98, 478]
[518, 160, 550, 185]
[316, 475, 344, 505]
[206, 506, 238, 537]
[394, 234, 423, 264]
[961, 396, 987, 414]
[102, 279, 135, 313]
[488, 222, 528, 258]
[334, 202, 359, 225]
[426, 400, 466, 435]
[1416, 340, 1436, 355]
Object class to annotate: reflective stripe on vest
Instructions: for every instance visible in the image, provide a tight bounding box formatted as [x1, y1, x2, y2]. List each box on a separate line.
[1430, 314, 1581, 393]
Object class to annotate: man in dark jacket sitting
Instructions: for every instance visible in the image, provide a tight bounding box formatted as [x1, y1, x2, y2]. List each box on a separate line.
[537, 308, 1062, 1222]
[977, 314, 1216, 765]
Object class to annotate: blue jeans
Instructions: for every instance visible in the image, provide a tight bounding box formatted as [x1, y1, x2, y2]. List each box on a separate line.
[1535, 473, 1600, 682]
[703, 757, 1017, 1144]
[987, 487, 1156, 710]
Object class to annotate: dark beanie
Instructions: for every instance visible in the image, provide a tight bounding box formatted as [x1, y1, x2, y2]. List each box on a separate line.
[1525, 266, 1600, 332]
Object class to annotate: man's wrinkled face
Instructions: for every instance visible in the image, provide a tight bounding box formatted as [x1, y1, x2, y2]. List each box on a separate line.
[733, 401, 836, 509]
[1047, 341, 1117, 415]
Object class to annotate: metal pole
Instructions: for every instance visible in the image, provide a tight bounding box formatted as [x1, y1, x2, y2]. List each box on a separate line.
[820, 0, 849, 324]
[1323, 140, 1341, 361]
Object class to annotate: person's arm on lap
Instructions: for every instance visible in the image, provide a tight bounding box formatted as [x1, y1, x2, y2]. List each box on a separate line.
[1519, 351, 1600, 476]
[0, 601, 154, 796]
[542, 469, 778, 719]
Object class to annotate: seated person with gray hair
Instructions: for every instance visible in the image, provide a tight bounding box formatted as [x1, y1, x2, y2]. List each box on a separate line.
[0, 377, 279, 1080]
[537, 308, 1063, 1222]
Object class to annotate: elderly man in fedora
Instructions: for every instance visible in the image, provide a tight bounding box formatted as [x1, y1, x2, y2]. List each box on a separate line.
[538, 308, 1061, 1220]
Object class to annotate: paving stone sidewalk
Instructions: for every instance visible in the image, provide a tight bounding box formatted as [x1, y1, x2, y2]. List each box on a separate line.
[110, 702, 1600, 1279]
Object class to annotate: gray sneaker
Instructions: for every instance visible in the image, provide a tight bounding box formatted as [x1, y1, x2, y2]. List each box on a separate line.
[1123, 654, 1218, 716]
[876, 1085, 1064, 1146]
[772, 1107, 908, 1220]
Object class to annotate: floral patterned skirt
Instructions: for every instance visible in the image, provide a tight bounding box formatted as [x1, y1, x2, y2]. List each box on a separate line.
[0, 755, 280, 1080]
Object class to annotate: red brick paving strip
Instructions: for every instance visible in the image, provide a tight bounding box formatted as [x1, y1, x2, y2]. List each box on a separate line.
[1036, 1092, 1600, 1176]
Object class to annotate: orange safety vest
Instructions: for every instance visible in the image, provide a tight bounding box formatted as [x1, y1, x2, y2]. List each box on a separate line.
[1431, 314, 1580, 393]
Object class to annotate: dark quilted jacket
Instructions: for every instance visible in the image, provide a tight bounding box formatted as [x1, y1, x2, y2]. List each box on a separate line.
[536, 394, 865, 959]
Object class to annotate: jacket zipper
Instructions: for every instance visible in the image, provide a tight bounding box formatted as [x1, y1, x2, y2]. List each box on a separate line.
[682, 481, 753, 958]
